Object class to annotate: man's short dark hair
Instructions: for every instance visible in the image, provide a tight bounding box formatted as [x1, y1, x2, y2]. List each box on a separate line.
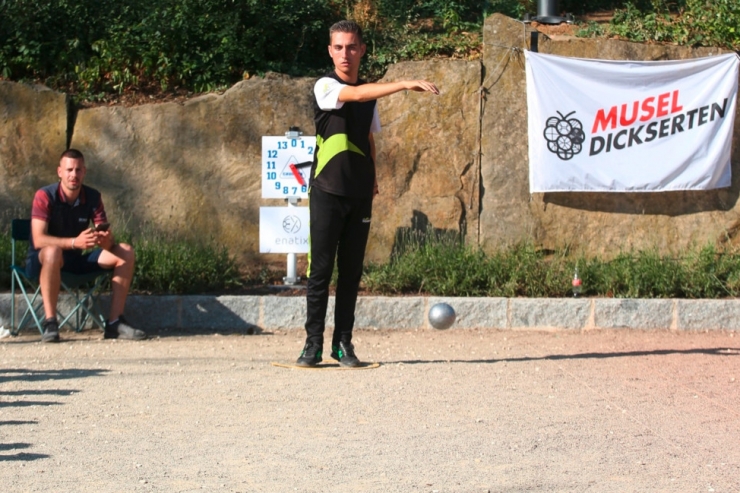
[329, 20, 363, 44]
[60, 148, 84, 161]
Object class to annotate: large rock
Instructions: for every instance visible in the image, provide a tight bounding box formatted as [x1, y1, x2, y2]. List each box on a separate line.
[70, 63, 480, 265]
[71, 74, 315, 264]
[370, 60, 481, 262]
[0, 82, 68, 217]
[481, 13, 740, 255]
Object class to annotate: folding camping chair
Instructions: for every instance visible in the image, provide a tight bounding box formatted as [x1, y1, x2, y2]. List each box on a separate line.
[9, 219, 109, 336]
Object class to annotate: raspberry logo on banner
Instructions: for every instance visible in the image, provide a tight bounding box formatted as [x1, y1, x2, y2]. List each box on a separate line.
[543, 111, 585, 161]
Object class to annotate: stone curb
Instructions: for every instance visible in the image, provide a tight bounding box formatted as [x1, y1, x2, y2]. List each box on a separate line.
[1, 294, 739, 333]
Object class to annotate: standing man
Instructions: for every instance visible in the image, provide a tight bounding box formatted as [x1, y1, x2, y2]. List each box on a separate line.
[297, 20, 439, 367]
[28, 149, 145, 342]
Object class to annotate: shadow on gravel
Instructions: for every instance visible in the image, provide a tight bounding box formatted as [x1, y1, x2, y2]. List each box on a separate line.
[0, 442, 32, 452]
[0, 389, 80, 396]
[0, 451, 50, 461]
[147, 327, 269, 338]
[0, 368, 108, 383]
[0, 371, 99, 462]
[389, 347, 740, 365]
[0, 400, 63, 408]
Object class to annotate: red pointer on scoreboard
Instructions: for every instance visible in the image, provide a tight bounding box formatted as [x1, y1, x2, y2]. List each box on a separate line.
[289, 163, 306, 186]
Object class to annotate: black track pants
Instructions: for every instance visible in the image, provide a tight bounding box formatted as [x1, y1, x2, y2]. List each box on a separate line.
[304, 187, 373, 347]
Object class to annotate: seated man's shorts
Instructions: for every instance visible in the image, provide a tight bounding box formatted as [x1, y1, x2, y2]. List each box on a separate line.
[25, 249, 108, 280]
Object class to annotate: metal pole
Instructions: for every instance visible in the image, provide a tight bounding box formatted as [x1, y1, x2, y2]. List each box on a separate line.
[537, 0, 558, 19]
[532, 0, 570, 24]
[283, 125, 303, 286]
[284, 196, 299, 285]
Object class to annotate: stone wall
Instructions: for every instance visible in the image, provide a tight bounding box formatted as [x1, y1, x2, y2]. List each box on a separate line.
[0, 82, 68, 218]
[0, 63, 480, 265]
[71, 74, 316, 265]
[372, 60, 481, 259]
[1, 13, 739, 267]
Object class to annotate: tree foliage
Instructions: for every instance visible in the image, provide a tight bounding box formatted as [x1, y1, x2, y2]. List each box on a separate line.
[584, 0, 740, 50]
[0, 0, 738, 101]
[0, 0, 339, 96]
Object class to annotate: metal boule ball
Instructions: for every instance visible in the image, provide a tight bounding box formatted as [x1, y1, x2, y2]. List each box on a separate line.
[428, 302, 456, 330]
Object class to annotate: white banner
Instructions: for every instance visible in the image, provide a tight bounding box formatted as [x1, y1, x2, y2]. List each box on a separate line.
[525, 51, 739, 192]
[259, 206, 310, 254]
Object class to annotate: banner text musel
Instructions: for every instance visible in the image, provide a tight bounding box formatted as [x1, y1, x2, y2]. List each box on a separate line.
[590, 97, 730, 156]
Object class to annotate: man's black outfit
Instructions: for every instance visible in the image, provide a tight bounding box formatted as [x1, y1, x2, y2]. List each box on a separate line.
[301, 72, 377, 366]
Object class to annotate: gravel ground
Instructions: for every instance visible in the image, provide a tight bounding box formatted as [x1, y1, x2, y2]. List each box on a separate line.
[1, 327, 739, 493]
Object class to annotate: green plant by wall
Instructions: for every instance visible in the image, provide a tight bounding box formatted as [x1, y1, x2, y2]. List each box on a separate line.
[0, 0, 339, 98]
[588, 0, 740, 50]
[0, 226, 242, 295]
[362, 232, 740, 298]
[127, 230, 242, 294]
[0, 228, 11, 291]
[4, 224, 740, 298]
[3, 1, 736, 101]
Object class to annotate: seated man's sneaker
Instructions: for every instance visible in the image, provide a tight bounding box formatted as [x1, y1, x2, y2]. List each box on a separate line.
[105, 316, 146, 340]
[331, 341, 361, 368]
[41, 318, 60, 343]
[296, 342, 323, 367]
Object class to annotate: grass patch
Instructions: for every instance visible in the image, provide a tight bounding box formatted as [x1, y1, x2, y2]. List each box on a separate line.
[4, 224, 740, 298]
[0, 227, 242, 295]
[0, 227, 11, 291]
[126, 230, 242, 294]
[363, 231, 740, 298]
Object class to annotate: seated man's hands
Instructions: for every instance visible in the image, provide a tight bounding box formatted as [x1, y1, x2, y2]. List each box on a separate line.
[72, 227, 114, 251]
[73, 228, 99, 250]
[94, 230, 115, 251]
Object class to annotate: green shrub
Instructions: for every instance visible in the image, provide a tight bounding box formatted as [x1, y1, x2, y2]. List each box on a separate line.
[0, 0, 500, 97]
[127, 230, 242, 294]
[587, 0, 740, 50]
[608, 1, 686, 44]
[0, 228, 11, 291]
[0, 0, 338, 97]
[5, 221, 740, 298]
[363, 232, 740, 298]
[4, 1, 736, 100]
[0, 226, 242, 294]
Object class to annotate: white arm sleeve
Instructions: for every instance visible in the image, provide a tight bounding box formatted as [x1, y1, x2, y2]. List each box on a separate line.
[370, 106, 381, 133]
[314, 77, 346, 110]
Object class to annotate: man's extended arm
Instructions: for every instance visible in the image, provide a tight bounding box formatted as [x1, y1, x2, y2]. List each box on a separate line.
[338, 80, 439, 103]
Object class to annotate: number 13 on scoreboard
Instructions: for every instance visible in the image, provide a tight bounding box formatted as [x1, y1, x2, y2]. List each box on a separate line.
[261, 136, 316, 199]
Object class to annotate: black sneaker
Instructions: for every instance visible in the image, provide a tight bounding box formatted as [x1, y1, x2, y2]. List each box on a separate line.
[105, 316, 146, 340]
[331, 341, 361, 368]
[296, 342, 323, 367]
[41, 318, 60, 343]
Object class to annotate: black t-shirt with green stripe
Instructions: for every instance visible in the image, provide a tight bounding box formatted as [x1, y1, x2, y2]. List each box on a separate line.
[311, 72, 377, 198]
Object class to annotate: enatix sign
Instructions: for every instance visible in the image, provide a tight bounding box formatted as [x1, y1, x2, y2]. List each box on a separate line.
[525, 51, 739, 192]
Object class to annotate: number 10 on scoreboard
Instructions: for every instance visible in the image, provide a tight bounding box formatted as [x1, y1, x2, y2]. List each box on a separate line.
[261, 135, 316, 199]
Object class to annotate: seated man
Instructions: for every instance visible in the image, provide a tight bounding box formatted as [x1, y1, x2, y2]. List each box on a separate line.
[27, 148, 145, 342]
